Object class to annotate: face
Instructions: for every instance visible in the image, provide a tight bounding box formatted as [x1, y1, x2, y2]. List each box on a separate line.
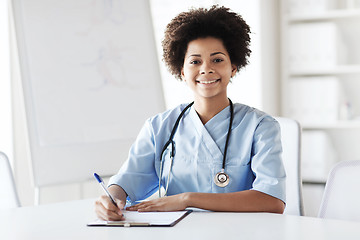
[181, 37, 236, 101]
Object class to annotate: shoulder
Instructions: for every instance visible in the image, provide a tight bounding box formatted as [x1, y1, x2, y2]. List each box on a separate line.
[145, 103, 192, 134]
[232, 103, 279, 130]
[233, 103, 277, 123]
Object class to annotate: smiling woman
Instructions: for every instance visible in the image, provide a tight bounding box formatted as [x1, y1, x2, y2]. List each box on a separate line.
[181, 37, 236, 122]
[95, 5, 286, 221]
[162, 6, 251, 80]
[150, 0, 279, 112]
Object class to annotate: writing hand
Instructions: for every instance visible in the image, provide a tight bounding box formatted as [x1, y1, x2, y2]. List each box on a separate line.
[94, 195, 125, 221]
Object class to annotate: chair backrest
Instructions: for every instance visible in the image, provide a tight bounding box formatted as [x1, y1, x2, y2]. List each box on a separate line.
[318, 160, 360, 221]
[275, 117, 304, 216]
[0, 151, 21, 208]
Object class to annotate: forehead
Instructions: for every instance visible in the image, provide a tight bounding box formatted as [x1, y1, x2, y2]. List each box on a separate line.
[185, 37, 228, 56]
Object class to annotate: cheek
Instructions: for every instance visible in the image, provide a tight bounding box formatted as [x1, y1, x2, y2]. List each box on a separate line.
[183, 68, 196, 79]
[218, 68, 232, 79]
[226, 66, 235, 78]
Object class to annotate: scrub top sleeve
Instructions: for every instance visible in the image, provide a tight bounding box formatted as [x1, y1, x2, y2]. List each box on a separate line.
[108, 119, 159, 202]
[250, 118, 286, 203]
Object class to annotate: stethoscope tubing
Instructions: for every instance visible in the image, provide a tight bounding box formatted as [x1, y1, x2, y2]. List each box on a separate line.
[222, 99, 233, 170]
[159, 99, 233, 196]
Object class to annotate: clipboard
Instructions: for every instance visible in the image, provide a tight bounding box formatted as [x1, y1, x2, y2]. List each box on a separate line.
[87, 210, 192, 227]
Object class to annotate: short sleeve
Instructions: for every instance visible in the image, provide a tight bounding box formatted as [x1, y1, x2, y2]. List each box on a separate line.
[250, 118, 286, 203]
[108, 119, 159, 202]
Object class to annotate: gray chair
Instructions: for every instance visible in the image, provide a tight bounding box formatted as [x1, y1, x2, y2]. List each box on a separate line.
[318, 160, 360, 221]
[0, 151, 21, 208]
[275, 117, 304, 216]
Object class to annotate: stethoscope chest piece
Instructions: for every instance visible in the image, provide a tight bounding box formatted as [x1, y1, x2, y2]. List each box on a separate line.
[159, 99, 234, 196]
[214, 171, 229, 187]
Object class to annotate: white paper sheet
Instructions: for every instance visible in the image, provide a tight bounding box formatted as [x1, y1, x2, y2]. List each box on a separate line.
[87, 210, 191, 227]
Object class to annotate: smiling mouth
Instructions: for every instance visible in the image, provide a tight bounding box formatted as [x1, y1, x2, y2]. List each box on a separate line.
[196, 79, 220, 84]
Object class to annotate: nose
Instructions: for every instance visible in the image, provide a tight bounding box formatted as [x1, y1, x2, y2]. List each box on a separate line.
[200, 61, 214, 74]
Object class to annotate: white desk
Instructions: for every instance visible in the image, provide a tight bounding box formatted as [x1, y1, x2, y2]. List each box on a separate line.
[1, 199, 360, 240]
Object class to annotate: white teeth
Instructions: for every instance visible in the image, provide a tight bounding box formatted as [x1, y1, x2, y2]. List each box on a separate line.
[198, 79, 218, 84]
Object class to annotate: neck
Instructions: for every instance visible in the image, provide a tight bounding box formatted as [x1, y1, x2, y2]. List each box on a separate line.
[193, 97, 230, 124]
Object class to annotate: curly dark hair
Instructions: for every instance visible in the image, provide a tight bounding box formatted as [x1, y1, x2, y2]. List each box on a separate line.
[162, 5, 251, 80]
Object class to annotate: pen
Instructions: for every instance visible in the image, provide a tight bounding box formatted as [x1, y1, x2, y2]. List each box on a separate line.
[93, 173, 117, 207]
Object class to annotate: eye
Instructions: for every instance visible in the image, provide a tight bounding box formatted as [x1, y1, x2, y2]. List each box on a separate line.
[213, 58, 223, 63]
[190, 60, 200, 65]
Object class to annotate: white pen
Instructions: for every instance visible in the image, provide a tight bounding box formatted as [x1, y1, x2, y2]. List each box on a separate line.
[93, 173, 117, 207]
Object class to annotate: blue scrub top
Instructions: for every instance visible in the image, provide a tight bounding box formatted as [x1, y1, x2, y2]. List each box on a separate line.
[109, 103, 286, 203]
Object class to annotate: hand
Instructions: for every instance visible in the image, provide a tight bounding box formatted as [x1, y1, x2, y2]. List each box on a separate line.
[94, 195, 125, 221]
[126, 193, 188, 212]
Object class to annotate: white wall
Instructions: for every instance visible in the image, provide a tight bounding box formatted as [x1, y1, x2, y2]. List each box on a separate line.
[0, 0, 13, 166]
[10, 0, 281, 206]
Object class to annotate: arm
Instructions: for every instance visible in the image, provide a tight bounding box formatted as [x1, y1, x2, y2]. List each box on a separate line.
[185, 190, 285, 213]
[126, 190, 285, 214]
[94, 185, 127, 221]
[127, 117, 286, 213]
[94, 119, 159, 220]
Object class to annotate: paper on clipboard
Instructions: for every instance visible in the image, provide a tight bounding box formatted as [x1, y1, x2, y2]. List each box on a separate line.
[87, 210, 192, 227]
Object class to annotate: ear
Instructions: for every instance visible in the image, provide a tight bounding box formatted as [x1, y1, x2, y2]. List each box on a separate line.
[231, 65, 237, 78]
[181, 68, 186, 81]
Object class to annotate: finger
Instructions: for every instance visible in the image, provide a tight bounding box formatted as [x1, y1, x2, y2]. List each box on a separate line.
[126, 202, 141, 211]
[100, 195, 119, 211]
[95, 198, 124, 221]
[126, 204, 140, 211]
[95, 199, 112, 220]
[97, 204, 124, 221]
[100, 195, 125, 217]
[126, 201, 152, 211]
[137, 205, 156, 212]
[114, 199, 125, 215]
[134, 201, 161, 212]
[138, 201, 166, 212]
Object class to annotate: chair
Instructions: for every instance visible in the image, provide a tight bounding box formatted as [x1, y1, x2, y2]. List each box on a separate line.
[275, 117, 304, 216]
[0, 151, 21, 208]
[318, 160, 360, 221]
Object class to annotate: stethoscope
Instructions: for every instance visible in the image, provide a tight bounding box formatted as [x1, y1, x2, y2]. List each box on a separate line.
[158, 99, 234, 197]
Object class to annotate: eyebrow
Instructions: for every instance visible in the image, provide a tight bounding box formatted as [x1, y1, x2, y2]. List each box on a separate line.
[210, 52, 226, 56]
[187, 52, 226, 59]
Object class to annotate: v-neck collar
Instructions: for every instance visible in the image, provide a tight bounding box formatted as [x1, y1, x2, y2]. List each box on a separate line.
[189, 106, 227, 163]
[204, 105, 231, 131]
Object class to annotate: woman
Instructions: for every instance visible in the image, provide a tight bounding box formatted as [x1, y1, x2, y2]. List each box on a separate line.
[95, 5, 286, 221]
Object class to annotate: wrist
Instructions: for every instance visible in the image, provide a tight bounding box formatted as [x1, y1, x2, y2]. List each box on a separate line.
[108, 185, 127, 202]
[182, 192, 193, 208]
